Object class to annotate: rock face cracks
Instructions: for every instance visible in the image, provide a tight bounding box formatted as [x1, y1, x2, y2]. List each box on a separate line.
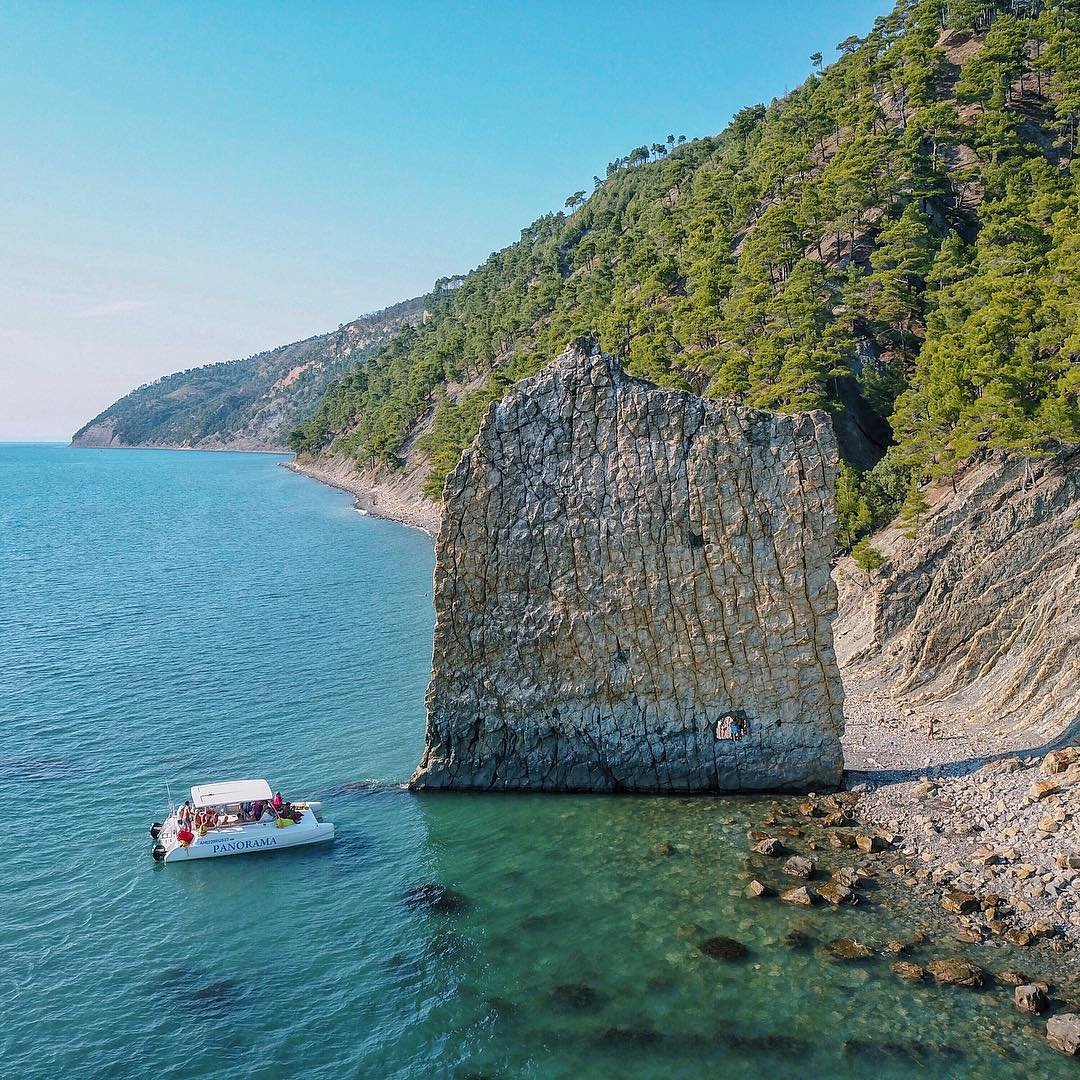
[410, 344, 845, 792]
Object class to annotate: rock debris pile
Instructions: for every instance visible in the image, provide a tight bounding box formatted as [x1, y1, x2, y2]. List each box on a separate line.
[860, 745, 1080, 946]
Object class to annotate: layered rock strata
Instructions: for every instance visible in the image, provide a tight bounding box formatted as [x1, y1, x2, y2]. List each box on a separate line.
[835, 447, 1079, 740]
[410, 344, 845, 792]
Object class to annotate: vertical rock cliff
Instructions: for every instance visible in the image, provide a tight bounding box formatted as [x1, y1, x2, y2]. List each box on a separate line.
[410, 344, 845, 792]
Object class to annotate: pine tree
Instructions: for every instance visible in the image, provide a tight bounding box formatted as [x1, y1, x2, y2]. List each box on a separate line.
[851, 537, 887, 583]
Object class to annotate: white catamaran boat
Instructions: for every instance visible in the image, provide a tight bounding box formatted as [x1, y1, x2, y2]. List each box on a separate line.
[149, 779, 334, 863]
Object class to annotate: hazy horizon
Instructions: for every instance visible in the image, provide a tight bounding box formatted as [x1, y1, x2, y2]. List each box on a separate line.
[0, 1, 885, 440]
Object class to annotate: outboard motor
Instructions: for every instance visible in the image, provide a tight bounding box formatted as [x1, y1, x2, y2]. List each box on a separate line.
[149, 822, 163, 840]
[151, 843, 167, 862]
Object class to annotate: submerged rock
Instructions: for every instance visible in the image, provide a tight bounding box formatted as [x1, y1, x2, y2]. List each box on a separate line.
[698, 936, 750, 961]
[926, 958, 985, 988]
[549, 983, 601, 1010]
[783, 927, 813, 949]
[844, 1036, 965, 1069]
[891, 961, 925, 981]
[824, 938, 874, 961]
[831, 866, 862, 889]
[723, 1031, 811, 1056]
[596, 1025, 662, 1047]
[401, 883, 468, 914]
[995, 970, 1029, 987]
[817, 882, 857, 905]
[188, 978, 241, 1012]
[677, 921, 706, 941]
[410, 344, 845, 792]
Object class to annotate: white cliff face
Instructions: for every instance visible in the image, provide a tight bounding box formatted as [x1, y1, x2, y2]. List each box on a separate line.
[410, 344, 845, 792]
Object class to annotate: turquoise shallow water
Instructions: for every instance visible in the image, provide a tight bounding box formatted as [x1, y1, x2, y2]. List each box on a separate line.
[0, 444, 1073, 1079]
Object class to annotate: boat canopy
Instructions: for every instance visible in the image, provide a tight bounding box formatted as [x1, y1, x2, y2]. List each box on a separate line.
[190, 779, 273, 808]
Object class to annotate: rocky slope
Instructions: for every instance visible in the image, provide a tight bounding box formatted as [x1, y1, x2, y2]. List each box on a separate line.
[833, 448, 1080, 953]
[835, 448, 1079, 742]
[411, 344, 845, 793]
[71, 296, 426, 451]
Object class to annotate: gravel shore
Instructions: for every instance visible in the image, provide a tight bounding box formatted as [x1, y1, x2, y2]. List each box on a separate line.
[284, 455, 440, 537]
[842, 671, 1079, 950]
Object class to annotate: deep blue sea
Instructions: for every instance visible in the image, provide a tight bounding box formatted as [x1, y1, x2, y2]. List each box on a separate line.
[1, 444, 1073, 1079]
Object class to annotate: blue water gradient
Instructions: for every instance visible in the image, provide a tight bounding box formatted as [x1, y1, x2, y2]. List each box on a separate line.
[0, 445, 1072, 1079]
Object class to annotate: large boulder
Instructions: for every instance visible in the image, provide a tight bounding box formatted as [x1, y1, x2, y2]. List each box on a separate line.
[411, 345, 845, 792]
[1014, 984, 1049, 1015]
[782, 855, 816, 880]
[1043, 747, 1078, 774]
[1047, 1014, 1080, 1056]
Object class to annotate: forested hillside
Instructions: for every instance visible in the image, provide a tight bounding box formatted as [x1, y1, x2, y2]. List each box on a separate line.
[291, 0, 1078, 547]
[72, 296, 426, 451]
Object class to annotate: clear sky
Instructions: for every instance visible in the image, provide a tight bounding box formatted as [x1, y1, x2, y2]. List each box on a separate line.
[0, 0, 887, 440]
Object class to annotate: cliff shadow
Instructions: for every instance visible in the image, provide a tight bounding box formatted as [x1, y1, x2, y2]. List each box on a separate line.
[844, 710, 1079, 787]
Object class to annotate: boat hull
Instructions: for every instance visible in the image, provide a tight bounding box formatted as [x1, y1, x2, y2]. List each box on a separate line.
[162, 812, 334, 862]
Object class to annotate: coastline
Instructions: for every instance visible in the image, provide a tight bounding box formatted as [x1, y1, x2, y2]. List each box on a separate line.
[118, 440, 1078, 957]
[68, 439, 291, 455]
[286, 443, 1079, 953]
[284, 453, 441, 538]
[842, 671, 1079, 951]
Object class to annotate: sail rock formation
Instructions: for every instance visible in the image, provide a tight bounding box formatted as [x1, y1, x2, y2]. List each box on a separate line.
[410, 345, 845, 792]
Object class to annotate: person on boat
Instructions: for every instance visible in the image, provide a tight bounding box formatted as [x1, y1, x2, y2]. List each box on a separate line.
[239, 801, 251, 822]
[251, 799, 264, 821]
[177, 801, 193, 827]
[272, 791, 283, 812]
